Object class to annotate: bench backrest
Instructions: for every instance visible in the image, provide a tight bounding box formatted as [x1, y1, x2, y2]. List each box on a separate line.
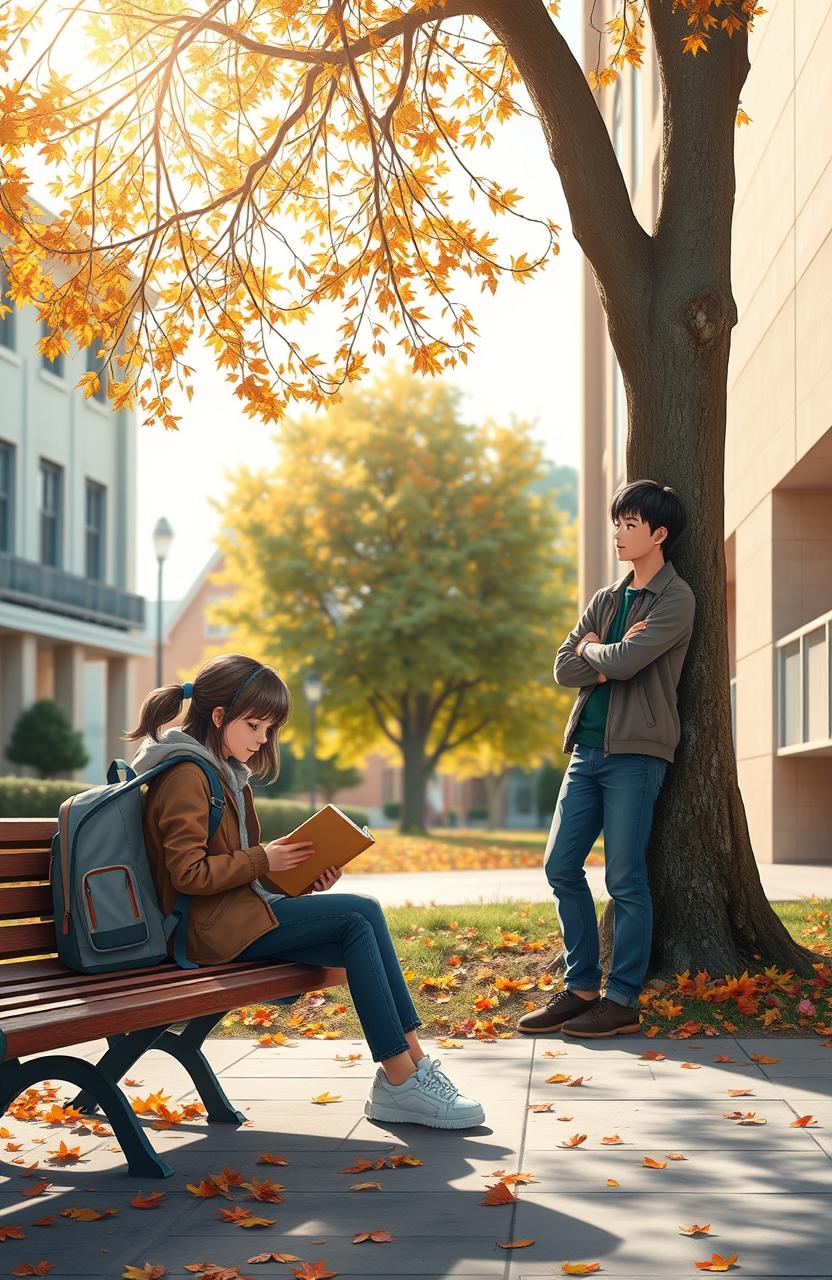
[0, 818, 59, 961]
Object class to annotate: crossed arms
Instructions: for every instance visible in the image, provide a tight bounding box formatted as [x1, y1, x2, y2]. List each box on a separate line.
[553, 588, 696, 688]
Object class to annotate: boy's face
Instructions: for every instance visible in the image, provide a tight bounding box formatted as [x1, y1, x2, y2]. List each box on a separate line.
[613, 512, 667, 562]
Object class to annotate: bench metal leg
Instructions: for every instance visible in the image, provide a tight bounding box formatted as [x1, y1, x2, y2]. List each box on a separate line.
[70, 1026, 167, 1115]
[0, 1055, 174, 1180]
[71, 1013, 245, 1126]
[154, 1013, 246, 1125]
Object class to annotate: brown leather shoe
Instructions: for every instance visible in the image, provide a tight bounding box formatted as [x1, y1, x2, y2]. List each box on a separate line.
[561, 995, 642, 1038]
[516, 988, 602, 1035]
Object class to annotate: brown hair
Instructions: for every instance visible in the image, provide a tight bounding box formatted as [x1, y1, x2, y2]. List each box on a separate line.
[125, 653, 292, 783]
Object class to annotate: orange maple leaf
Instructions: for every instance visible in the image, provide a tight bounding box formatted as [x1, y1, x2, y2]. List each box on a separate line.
[481, 1181, 517, 1205]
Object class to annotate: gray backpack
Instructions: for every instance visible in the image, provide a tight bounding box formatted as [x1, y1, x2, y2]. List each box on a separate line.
[50, 755, 225, 975]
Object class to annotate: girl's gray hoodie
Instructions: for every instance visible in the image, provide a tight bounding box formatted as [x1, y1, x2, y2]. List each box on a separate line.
[130, 728, 284, 904]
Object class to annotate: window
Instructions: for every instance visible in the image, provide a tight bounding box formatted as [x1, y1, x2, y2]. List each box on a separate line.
[780, 640, 801, 747]
[39, 459, 64, 568]
[0, 265, 15, 351]
[85, 480, 106, 581]
[85, 342, 107, 402]
[631, 69, 643, 192]
[40, 319, 65, 378]
[0, 440, 15, 552]
[612, 354, 626, 484]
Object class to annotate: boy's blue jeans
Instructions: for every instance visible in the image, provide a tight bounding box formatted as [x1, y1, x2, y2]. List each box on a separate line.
[235, 892, 422, 1062]
[544, 744, 669, 1008]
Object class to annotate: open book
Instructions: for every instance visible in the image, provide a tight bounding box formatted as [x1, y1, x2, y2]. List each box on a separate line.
[263, 804, 375, 897]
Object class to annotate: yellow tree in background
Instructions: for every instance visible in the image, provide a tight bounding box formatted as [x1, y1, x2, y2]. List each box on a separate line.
[208, 367, 571, 832]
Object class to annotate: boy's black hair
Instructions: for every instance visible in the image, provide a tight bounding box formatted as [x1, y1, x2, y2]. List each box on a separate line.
[609, 479, 687, 560]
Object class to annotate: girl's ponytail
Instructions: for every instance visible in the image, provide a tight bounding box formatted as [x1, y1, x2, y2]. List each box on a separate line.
[124, 683, 186, 743]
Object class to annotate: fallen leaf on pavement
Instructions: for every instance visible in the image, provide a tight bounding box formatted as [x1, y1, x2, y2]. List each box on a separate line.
[257, 1153, 289, 1165]
[60, 1207, 117, 1221]
[679, 1224, 712, 1235]
[11, 1265, 53, 1277]
[481, 1182, 517, 1205]
[352, 1230, 392, 1243]
[642, 1157, 667, 1169]
[348, 1182, 383, 1192]
[310, 1092, 341, 1105]
[559, 1134, 587, 1149]
[130, 1192, 165, 1210]
[789, 1115, 816, 1127]
[248, 1254, 302, 1264]
[497, 1239, 534, 1249]
[0, 1227, 26, 1241]
[695, 1253, 739, 1271]
[122, 1267, 166, 1280]
[561, 1264, 600, 1275]
[217, 1207, 274, 1228]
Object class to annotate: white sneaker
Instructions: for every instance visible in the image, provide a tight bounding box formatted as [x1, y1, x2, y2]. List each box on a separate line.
[363, 1056, 485, 1129]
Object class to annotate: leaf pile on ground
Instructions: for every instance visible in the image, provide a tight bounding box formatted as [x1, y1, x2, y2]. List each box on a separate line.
[218, 899, 832, 1042]
[341, 829, 604, 874]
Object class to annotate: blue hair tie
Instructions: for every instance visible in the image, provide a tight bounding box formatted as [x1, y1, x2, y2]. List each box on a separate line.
[181, 681, 194, 699]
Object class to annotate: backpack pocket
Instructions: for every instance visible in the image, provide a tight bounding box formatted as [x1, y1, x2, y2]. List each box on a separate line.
[82, 865, 149, 951]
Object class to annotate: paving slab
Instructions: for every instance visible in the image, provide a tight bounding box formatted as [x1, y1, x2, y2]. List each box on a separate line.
[2, 1034, 830, 1280]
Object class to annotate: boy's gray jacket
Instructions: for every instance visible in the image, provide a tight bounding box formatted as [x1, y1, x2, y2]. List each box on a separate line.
[555, 559, 695, 764]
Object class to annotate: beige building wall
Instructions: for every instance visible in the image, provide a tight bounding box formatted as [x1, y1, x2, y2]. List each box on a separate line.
[581, 0, 832, 863]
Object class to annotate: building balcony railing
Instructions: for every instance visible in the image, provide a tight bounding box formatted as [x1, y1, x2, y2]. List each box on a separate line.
[776, 607, 832, 755]
[0, 552, 146, 631]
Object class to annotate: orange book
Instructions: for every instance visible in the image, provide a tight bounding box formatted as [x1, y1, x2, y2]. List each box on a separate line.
[264, 804, 375, 897]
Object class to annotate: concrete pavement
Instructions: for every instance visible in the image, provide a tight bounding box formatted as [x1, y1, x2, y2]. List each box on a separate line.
[341, 860, 832, 906]
[3, 1032, 830, 1278]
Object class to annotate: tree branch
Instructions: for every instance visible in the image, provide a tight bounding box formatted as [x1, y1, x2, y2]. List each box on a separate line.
[474, 0, 652, 340]
[368, 695, 404, 749]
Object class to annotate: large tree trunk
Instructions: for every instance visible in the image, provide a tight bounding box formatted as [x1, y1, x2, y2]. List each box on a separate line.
[480, 0, 819, 979]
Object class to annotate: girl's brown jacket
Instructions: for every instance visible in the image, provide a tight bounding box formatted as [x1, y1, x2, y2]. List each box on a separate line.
[142, 762, 308, 965]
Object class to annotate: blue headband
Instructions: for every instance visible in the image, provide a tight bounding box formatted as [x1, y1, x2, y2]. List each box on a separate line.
[225, 665, 265, 713]
[181, 681, 194, 699]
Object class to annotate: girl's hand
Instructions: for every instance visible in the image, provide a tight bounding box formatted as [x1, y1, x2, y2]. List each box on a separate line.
[311, 865, 342, 892]
[264, 836, 315, 875]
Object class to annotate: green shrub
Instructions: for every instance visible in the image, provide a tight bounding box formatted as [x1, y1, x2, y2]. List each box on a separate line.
[0, 776, 368, 837]
[0, 775, 93, 817]
[466, 807, 489, 823]
[5, 700, 89, 778]
[383, 802, 402, 820]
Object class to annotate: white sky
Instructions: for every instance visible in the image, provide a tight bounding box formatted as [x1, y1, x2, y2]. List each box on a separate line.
[17, 4, 586, 602]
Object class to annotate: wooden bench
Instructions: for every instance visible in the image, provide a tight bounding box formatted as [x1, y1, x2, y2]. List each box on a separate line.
[0, 817, 347, 1180]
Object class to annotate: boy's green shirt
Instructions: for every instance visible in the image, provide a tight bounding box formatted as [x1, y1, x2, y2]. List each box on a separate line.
[572, 585, 642, 748]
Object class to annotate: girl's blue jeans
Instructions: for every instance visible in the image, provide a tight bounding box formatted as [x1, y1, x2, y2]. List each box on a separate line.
[544, 744, 669, 1008]
[235, 892, 422, 1063]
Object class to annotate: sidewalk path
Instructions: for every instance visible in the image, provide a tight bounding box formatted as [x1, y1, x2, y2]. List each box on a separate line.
[341, 860, 832, 906]
[6, 1032, 830, 1277]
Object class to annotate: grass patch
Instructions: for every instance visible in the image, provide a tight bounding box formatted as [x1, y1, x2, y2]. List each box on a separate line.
[215, 898, 832, 1042]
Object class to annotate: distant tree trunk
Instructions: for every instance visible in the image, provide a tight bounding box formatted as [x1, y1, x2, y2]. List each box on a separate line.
[400, 733, 429, 834]
[483, 0, 819, 978]
[485, 770, 510, 829]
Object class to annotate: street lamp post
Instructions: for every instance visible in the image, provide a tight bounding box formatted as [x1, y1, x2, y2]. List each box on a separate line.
[303, 671, 323, 812]
[152, 517, 174, 687]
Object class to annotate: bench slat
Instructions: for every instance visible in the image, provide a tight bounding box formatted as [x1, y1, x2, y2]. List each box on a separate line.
[0, 958, 317, 1011]
[0, 851, 50, 880]
[0, 962, 346, 1059]
[0, 818, 58, 843]
[0, 886, 52, 918]
[0, 921, 56, 959]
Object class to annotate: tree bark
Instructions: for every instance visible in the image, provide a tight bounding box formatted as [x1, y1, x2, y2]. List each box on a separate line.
[485, 770, 509, 829]
[400, 733, 430, 834]
[481, 0, 819, 979]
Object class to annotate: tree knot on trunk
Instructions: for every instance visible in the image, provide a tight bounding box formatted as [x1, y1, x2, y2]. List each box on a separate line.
[683, 291, 734, 348]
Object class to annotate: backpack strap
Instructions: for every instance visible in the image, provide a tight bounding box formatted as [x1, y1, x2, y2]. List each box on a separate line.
[128, 755, 226, 972]
[107, 759, 137, 784]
